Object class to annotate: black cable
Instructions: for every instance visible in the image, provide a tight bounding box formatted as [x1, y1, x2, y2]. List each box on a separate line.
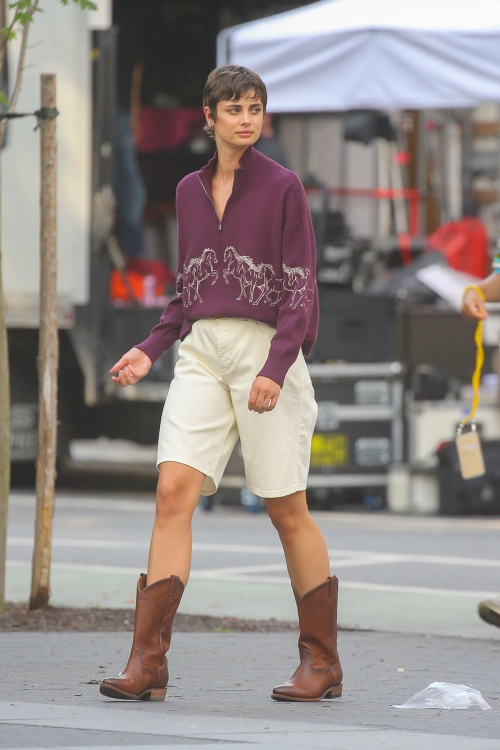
[0, 106, 59, 121]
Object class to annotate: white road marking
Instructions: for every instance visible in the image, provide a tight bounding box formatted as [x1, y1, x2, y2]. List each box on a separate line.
[7, 537, 500, 569]
[9, 494, 157, 513]
[191, 556, 409, 578]
[5, 560, 498, 599]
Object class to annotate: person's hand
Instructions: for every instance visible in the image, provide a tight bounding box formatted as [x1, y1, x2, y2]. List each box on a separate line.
[461, 289, 488, 321]
[110, 347, 152, 387]
[248, 376, 281, 414]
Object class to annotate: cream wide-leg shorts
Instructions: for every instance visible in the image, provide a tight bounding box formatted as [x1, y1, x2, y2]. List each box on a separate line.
[156, 318, 318, 498]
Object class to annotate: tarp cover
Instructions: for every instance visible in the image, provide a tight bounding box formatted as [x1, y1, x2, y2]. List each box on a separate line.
[217, 0, 500, 112]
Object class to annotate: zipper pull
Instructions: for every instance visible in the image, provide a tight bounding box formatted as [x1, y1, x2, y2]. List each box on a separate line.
[218, 221, 222, 231]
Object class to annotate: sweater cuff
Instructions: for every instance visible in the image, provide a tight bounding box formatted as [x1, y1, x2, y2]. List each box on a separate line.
[257, 358, 288, 389]
[134, 336, 167, 365]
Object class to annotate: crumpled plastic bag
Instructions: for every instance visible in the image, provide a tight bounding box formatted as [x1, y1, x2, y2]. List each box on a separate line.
[392, 682, 492, 710]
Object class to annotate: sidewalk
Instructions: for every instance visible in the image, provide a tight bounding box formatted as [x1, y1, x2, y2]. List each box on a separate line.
[1, 629, 499, 749]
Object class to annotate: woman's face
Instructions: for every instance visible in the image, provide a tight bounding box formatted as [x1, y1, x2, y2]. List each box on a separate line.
[205, 91, 264, 148]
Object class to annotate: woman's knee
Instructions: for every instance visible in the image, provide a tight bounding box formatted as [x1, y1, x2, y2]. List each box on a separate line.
[155, 466, 201, 524]
[266, 497, 308, 537]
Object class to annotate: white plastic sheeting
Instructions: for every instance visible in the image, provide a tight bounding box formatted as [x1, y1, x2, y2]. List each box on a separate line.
[217, 0, 500, 112]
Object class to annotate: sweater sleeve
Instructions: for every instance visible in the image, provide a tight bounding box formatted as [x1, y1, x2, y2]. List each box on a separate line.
[134, 223, 185, 364]
[257, 177, 317, 388]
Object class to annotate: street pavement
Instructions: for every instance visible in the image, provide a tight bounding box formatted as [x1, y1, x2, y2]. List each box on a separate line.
[2, 488, 500, 748]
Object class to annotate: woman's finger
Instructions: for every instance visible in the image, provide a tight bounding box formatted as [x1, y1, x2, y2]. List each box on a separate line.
[118, 369, 131, 387]
[124, 366, 137, 384]
[257, 394, 274, 414]
[248, 384, 259, 410]
[110, 356, 128, 374]
[261, 398, 272, 414]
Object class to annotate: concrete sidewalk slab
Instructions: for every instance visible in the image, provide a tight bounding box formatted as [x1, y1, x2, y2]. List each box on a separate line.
[1, 704, 499, 750]
[0, 630, 498, 749]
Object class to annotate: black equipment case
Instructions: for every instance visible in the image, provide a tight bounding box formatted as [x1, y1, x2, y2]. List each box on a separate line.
[308, 362, 405, 489]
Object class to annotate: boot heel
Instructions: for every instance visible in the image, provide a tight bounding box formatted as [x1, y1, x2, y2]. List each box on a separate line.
[143, 687, 167, 702]
[325, 684, 342, 699]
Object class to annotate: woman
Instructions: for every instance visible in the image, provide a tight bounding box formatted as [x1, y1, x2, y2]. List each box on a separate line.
[99, 64, 342, 703]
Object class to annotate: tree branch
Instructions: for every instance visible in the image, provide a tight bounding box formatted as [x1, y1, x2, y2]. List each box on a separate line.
[0, 4, 20, 76]
[0, 0, 39, 140]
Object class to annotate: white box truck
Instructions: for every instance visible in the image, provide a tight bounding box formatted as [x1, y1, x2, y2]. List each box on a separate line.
[3, 3, 172, 464]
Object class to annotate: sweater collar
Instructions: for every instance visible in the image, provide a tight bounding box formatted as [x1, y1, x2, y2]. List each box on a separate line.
[199, 145, 273, 200]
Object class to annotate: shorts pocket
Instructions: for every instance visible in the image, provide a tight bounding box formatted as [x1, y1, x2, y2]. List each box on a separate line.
[255, 321, 276, 339]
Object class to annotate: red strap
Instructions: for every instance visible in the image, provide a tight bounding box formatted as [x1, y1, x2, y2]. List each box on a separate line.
[398, 233, 412, 266]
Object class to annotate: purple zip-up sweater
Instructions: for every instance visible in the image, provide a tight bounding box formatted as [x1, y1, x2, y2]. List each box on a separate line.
[135, 145, 319, 388]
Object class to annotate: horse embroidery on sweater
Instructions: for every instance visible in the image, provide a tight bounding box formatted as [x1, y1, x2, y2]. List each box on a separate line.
[223, 246, 282, 306]
[177, 246, 313, 311]
[182, 248, 218, 306]
[175, 273, 183, 297]
[282, 264, 314, 310]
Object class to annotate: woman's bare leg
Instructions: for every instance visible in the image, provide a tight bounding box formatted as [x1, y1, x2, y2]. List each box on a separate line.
[265, 490, 330, 596]
[146, 461, 206, 587]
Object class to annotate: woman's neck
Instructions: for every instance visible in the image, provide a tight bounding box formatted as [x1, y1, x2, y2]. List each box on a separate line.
[213, 143, 249, 185]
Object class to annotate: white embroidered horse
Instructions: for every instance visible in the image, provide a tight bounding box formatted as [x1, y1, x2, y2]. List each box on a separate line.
[223, 246, 278, 305]
[282, 264, 314, 310]
[247, 262, 276, 304]
[223, 246, 243, 286]
[175, 272, 183, 298]
[182, 248, 218, 306]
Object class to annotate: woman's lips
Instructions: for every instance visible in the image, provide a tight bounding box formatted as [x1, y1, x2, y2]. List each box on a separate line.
[237, 131, 253, 136]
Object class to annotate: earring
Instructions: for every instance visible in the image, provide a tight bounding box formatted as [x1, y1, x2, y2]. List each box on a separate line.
[208, 121, 214, 129]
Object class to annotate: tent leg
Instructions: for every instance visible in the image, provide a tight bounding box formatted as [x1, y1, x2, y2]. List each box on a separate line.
[416, 110, 427, 235]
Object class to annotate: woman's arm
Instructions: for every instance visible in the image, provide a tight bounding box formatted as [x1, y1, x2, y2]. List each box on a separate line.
[257, 176, 316, 388]
[111, 192, 186, 388]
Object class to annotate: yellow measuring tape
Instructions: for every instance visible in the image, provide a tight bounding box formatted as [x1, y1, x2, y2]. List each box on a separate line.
[459, 285, 485, 430]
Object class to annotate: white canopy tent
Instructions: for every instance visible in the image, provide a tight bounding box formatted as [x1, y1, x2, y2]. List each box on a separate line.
[217, 0, 500, 112]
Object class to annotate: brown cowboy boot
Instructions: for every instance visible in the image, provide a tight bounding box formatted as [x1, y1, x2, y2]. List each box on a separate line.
[272, 576, 343, 702]
[100, 573, 184, 701]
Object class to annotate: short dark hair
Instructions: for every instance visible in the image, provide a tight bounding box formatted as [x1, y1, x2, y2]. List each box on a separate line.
[203, 64, 267, 139]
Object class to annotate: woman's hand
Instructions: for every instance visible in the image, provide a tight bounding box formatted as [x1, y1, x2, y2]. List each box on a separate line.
[110, 347, 152, 387]
[461, 289, 488, 321]
[248, 376, 281, 414]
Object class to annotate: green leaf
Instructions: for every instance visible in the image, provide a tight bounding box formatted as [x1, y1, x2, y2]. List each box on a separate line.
[56, 0, 98, 10]
[0, 90, 8, 107]
[2, 0, 95, 50]
[1, 27, 17, 41]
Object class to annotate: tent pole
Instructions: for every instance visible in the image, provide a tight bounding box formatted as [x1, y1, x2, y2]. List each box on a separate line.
[416, 110, 427, 235]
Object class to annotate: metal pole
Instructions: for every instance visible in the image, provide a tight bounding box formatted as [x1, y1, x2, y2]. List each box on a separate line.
[416, 110, 427, 235]
[30, 74, 58, 610]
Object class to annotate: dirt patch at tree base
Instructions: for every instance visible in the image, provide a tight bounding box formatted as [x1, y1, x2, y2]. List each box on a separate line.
[0, 602, 299, 633]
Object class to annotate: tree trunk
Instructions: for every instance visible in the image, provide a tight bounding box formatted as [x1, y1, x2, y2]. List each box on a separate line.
[30, 74, 58, 610]
[0, 147, 11, 611]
